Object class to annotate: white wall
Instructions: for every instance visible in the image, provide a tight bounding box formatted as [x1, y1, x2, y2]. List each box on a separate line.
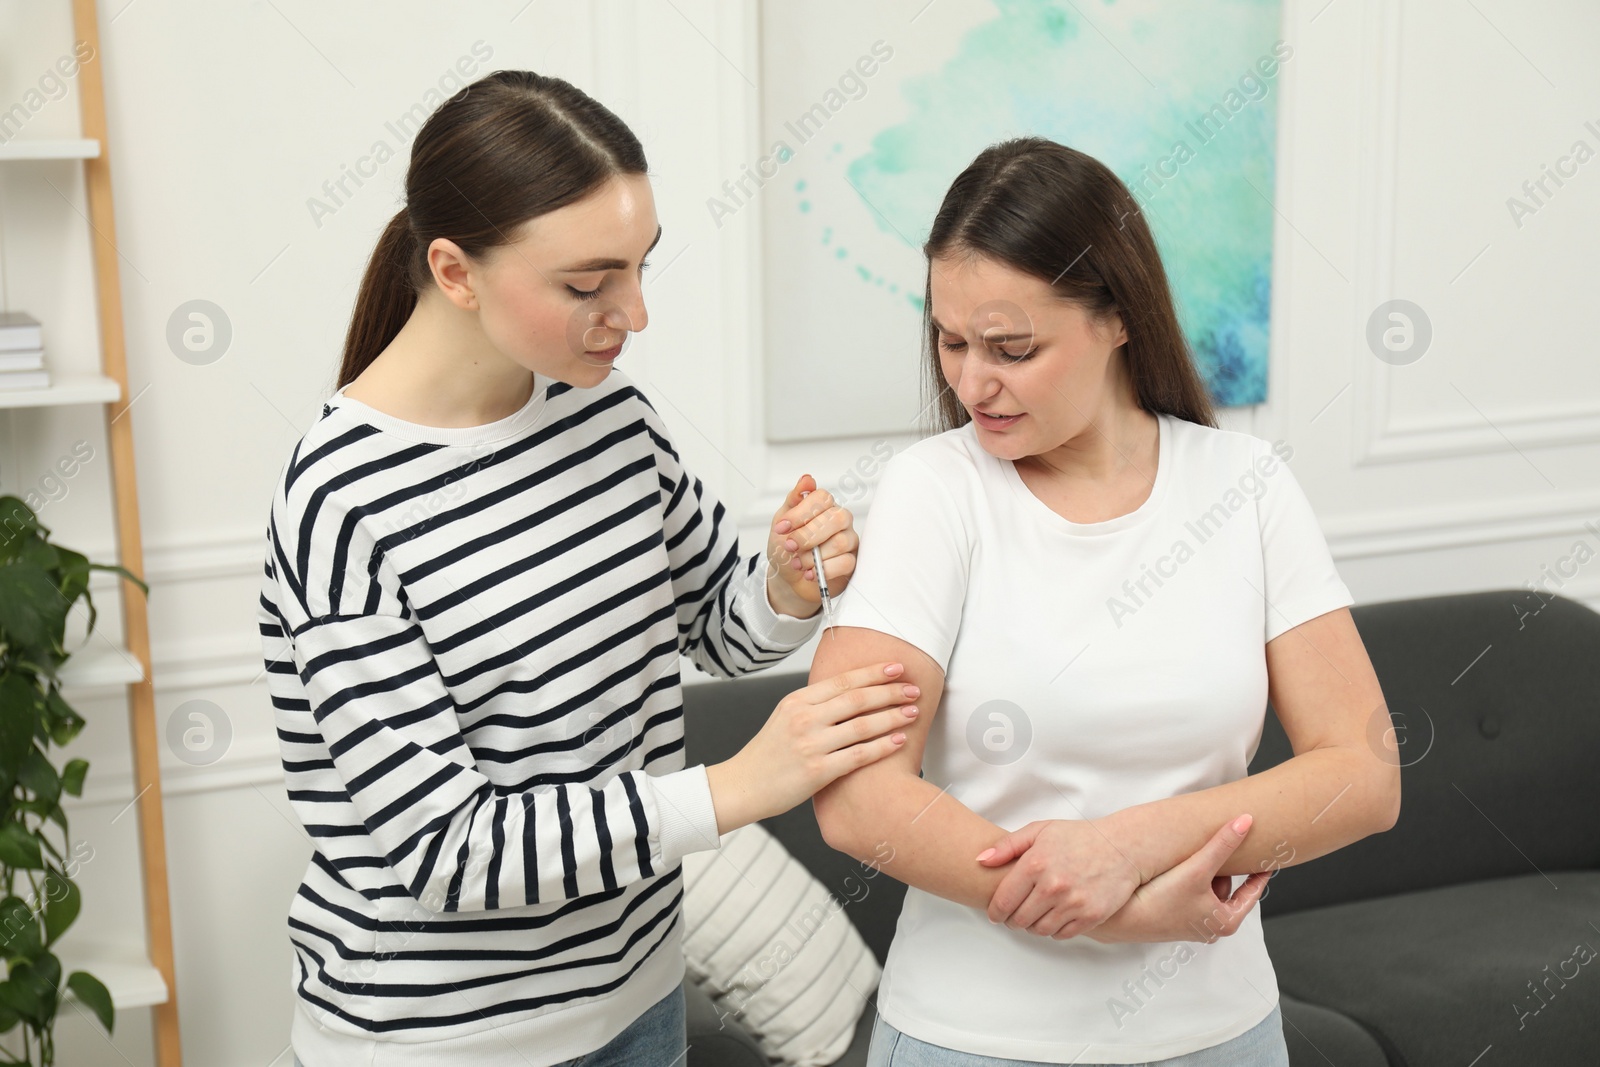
[2, 1, 1596, 1064]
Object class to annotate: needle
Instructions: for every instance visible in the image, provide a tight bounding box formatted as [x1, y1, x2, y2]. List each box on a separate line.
[812, 544, 834, 629]
[799, 486, 835, 629]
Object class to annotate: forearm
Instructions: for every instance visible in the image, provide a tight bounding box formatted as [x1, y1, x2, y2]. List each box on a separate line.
[1105, 744, 1397, 881]
[815, 772, 1013, 910]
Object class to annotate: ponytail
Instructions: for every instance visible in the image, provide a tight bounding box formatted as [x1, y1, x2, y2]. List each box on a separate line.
[331, 70, 649, 394]
[338, 207, 420, 389]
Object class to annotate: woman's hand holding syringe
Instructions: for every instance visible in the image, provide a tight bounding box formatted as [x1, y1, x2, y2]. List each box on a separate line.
[765, 474, 857, 625]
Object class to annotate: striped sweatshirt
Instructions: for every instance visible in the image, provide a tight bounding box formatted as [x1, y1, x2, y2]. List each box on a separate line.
[257, 367, 818, 1065]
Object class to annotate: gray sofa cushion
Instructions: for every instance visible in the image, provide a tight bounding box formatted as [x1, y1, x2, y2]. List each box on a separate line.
[1265, 870, 1600, 1066]
[1277, 994, 1388, 1066]
[686, 975, 765, 1066]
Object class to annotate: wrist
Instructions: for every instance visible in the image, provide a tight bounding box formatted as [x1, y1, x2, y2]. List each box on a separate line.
[705, 757, 760, 836]
[1102, 808, 1153, 884]
[766, 573, 819, 620]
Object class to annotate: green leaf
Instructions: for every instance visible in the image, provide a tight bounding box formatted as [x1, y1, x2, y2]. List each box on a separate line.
[0, 677, 37, 774]
[0, 966, 46, 1025]
[0, 898, 39, 962]
[17, 748, 59, 808]
[24, 957, 59, 1032]
[44, 690, 84, 748]
[59, 760, 88, 798]
[17, 538, 59, 573]
[30, 952, 59, 998]
[41, 876, 78, 945]
[0, 498, 39, 567]
[0, 825, 42, 871]
[53, 547, 89, 607]
[66, 971, 113, 1033]
[0, 562, 68, 651]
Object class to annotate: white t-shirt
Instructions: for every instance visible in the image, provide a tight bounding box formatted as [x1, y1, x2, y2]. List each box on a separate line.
[831, 412, 1354, 1064]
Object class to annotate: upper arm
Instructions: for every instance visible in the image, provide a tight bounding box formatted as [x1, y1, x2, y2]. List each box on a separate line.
[808, 447, 969, 846]
[1265, 607, 1399, 824]
[1253, 440, 1397, 824]
[810, 625, 945, 848]
[811, 625, 946, 780]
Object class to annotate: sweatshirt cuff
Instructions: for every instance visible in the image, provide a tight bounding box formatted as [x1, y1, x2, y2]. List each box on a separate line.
[650, 764, 723, 869]
[741, 556, 821, 651]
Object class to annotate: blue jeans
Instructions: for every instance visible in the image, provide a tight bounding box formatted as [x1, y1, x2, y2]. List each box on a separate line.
[866, 1001, 1288, 1067]
[552, 984, 685, 1067]
[291, 983, 685, 1067]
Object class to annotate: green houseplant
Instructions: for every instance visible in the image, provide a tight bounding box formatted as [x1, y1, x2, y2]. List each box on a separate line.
[0, 494, 137, 1064]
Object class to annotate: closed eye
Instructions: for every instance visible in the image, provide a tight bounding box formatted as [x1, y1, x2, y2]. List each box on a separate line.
[566, 259, 651, 302]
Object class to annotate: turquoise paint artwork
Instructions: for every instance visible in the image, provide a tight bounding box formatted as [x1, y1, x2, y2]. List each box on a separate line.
[761, 0, 1289, 441]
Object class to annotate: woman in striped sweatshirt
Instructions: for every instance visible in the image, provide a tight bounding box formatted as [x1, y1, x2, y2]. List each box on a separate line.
[258, 70, 920, 1067]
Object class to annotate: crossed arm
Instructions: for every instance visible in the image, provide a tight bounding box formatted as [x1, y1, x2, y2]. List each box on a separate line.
[809, 608, 1401, 928]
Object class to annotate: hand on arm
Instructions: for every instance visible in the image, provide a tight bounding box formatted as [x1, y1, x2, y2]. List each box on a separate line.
[1082, 815, 1271, 944]
[704, 659, 922, 835]
[809, 626, 1004, 910]
[975, 607, 1399, 942]
[808, 626, 1144, 922]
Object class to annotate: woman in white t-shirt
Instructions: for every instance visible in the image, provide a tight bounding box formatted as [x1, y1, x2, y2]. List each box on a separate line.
[811, 138, 1400, 1066]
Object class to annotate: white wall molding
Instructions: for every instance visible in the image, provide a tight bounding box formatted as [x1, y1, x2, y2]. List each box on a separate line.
[1321, 487, 1600, 559]
[1361, 401, 1600, 463]
[1349, 0, 1600, 466]
[1349, 0, 1407, 467]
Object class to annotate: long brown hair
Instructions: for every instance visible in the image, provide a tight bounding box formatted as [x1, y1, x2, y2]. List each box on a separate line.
[920, 137, 1216, 434]
[337, 70, 648, 389]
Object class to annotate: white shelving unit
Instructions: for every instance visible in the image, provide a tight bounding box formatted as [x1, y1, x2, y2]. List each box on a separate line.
[0, 139, 100, 162]
[0, 374, 125, 409]
[56, 645, 145, 691]
[0, 2, 181, 1063]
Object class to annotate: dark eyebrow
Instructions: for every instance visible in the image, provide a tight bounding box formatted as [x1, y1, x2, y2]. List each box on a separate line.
[931, 315, 1029, 344]
[558, 224, 663, 273]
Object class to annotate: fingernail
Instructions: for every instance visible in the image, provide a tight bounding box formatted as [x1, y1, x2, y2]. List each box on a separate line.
[1231, 815, 1252, 834]
[976, 848, 995, 862]
[891, 733, 906, 743]
[904, 685, 920, 697]
[776, 520, 792, 533]
[903, 706, 919, 716]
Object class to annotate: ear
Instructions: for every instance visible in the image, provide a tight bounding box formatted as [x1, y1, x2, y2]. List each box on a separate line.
[426, 236, 478, 311]
[1097, 309, 1128, 349]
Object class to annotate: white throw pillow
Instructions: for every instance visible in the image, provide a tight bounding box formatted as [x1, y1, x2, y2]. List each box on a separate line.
[681, 822, 882, 1066]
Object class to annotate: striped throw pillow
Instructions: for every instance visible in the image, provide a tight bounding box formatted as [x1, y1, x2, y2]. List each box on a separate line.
[681, 822, 881, 1066]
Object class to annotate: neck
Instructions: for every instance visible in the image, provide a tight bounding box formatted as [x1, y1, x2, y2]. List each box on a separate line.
[1018, 353, 1156, 485]
[1023, 403, 1157, 485]
[355, 290, 535, 427]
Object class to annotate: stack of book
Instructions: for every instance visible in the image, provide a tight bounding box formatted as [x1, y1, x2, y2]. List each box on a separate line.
[0, 312, 50, 391]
